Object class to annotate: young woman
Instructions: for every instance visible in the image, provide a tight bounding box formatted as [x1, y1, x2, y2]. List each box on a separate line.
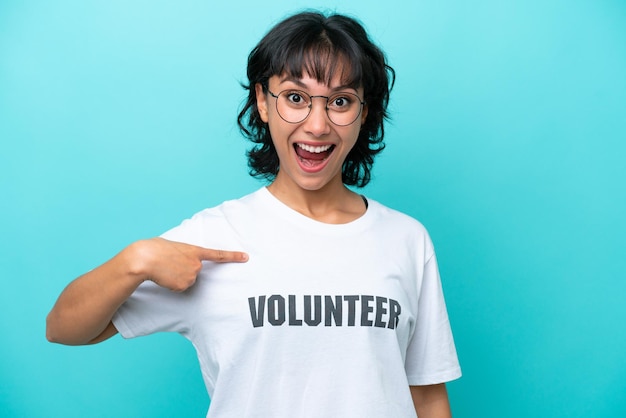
[47, 11, 461, 418]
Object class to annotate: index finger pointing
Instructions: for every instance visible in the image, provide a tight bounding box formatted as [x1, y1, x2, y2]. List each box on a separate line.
[198, 248, 249, 263]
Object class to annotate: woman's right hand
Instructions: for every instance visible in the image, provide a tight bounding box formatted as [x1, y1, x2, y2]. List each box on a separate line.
[130, 237, 249, 292]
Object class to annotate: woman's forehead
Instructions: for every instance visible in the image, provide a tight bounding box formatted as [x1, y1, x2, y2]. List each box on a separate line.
[273, 73, 362, 92]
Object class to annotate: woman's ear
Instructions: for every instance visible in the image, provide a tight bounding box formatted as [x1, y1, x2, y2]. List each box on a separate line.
[255, 83, 269, 123]
[360, 104, 368, 125]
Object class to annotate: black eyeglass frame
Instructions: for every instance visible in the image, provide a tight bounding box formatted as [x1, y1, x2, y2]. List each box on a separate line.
[264, 86, 366, 126]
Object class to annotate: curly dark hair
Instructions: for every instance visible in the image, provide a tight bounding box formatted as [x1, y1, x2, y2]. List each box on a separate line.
[237, 11, 395, 188]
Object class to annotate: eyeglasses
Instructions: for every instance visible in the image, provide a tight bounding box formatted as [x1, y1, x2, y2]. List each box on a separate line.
[265, 87, 365, 126]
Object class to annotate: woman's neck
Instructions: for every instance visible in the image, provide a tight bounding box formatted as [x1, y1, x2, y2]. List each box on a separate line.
[266, 175, 366, 224]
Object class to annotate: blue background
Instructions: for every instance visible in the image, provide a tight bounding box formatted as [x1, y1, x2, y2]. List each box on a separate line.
[1, 0, 625, 417]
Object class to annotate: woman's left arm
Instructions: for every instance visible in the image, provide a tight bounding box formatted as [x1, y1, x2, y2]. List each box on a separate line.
[410, 383, 452, 418]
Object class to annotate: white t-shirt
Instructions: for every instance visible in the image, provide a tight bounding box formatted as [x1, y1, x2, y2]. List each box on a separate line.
[113, 188, 461, 418]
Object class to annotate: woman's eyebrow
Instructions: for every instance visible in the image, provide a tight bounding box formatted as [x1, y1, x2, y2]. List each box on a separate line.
[278, 77, 359, 93]
[278, 76, 307, 88]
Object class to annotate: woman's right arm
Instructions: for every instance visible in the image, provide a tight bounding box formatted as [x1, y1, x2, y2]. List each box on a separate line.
[46, 238, 248, 346]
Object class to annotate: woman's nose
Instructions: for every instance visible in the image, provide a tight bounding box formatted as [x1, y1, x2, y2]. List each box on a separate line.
[302, 97, 331, 137]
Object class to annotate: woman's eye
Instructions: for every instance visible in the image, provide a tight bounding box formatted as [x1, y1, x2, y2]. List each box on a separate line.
[286, 92, 306, 105]
[330, 96, 352, 109]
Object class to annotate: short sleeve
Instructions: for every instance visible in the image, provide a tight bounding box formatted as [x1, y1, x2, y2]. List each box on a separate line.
[404, 253, 462, 385]
[112, 280, 197, 338]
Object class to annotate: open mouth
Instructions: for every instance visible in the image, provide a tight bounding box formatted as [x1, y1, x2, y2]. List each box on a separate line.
[294, 143, 335, 168]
